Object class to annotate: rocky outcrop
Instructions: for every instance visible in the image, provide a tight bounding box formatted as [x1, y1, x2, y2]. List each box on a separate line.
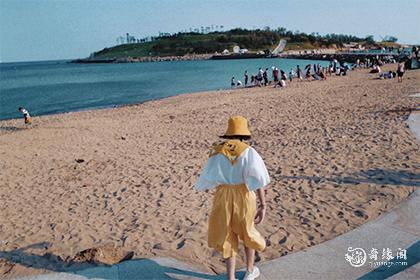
[72, 53, 212, 64]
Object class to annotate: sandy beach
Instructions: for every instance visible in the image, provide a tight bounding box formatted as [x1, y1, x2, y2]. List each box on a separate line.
[1, 65, 419, 278]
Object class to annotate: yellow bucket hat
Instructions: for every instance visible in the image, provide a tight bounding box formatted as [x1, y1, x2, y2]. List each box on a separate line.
[223, 116, 251, 137]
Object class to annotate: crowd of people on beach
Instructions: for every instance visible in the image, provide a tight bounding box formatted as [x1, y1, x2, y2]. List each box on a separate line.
[363, 55, 406, 82]
[230, 53, 410, 89]
[230, 60, 352, 89]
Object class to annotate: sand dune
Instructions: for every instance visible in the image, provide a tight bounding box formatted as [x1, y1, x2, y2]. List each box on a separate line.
[0, 65, 419, 277]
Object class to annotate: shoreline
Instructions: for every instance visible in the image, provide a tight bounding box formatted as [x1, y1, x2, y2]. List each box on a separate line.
[71, 53, 213, 64]
[71, 50, 402, 64]
[1, 65, 419, 278]
[0, 58, 332, 122]
[0, 86, 232, 125]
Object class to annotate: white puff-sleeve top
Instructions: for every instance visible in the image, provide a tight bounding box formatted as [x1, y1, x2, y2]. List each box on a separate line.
[195, 147, 270, 191]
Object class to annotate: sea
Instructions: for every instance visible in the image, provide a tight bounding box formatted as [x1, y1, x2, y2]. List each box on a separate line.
[0, 58, 330, 121]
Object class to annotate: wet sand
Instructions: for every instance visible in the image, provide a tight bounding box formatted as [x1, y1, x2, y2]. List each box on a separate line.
[1, 65, 419, 278]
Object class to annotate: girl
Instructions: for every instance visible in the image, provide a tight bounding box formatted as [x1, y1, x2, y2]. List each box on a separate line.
[195, 116, 270, 280]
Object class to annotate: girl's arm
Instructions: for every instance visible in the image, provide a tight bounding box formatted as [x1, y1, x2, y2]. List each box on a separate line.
[256, 187, 266, 208]
[254, 187, 266, 224]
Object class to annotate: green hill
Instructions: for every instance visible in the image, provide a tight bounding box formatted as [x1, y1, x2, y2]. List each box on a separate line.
[92, 29, 280, 59]
[88, 28, 399, 60]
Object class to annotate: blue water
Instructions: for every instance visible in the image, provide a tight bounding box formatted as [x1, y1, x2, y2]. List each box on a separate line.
[0, 58, 329, 121]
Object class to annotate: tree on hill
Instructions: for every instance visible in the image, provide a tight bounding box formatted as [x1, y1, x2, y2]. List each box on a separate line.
[383, 36, 398, 43]
[364, 35, 375, 44]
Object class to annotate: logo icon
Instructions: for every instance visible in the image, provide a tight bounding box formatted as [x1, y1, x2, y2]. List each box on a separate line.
[345, 247, 367, 267]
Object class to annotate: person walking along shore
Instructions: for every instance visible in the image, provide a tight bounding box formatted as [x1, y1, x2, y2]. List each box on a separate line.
[195, 116, 270, 280]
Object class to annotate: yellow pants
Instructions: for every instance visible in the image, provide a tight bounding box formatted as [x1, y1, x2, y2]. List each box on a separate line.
[208, 184, 266, 258]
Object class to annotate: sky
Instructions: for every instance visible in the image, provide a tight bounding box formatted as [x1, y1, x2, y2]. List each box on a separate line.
[0, 0, 419, 62]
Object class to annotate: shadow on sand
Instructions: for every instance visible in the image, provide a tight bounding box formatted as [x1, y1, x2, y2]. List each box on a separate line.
[0, 243, 234, 279]
[276, 168, 420, 187]
[0, 126, 27, 132]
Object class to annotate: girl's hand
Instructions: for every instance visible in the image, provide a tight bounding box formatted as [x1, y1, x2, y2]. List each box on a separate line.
[254, 205, 266, 224]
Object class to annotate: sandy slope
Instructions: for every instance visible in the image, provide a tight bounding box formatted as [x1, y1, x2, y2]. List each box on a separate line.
[0, 65, 419, 277]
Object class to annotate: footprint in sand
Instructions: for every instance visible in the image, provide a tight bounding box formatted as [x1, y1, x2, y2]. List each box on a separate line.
[354, 209, 368, 219]
[278, 236, 287, 245]
[177, 239, 186, 249]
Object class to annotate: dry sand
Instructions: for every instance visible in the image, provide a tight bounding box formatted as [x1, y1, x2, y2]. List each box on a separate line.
[0, 65, 419, 278]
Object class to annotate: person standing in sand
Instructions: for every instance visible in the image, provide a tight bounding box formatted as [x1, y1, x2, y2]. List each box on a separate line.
[397, 61, 405, 83]
[289, 68, 295, 82]
[195, 116, 270, 280]
[263, 68, 268, 86]
[18, 107, 32, 126]
[244, 70, 249, 86]
[297, 65, 303, 81]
